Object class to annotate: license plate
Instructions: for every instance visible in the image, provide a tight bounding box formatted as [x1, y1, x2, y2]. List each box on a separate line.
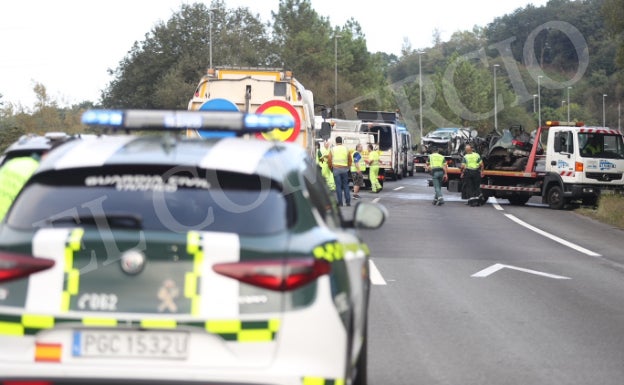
[72, 330, 189, 359]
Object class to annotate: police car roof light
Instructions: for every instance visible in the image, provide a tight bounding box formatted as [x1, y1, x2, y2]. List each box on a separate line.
[82, 109, 294, 133]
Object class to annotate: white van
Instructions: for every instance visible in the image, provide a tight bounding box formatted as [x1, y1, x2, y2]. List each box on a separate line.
[398, 126, 415, 177]
[356, 110, 403, 181]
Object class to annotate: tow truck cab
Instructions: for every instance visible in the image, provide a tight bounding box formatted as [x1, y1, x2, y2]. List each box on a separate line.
[539, 121, 624, 206]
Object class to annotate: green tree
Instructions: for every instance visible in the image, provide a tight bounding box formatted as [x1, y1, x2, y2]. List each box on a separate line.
[101, 1, 272, 109]
[603, 0, 624, 68]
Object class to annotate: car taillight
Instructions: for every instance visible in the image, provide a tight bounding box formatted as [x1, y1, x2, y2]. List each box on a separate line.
[213, 258, 330, 291]
[0, 252, 55, 283]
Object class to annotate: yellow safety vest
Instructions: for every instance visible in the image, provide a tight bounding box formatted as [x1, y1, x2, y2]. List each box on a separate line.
[368, 150, 380, 168]
[428, 153, 445, 169]
[463, 152, 481, 170]
[331, 145, 349, 167]
[0, 156, 40, 221]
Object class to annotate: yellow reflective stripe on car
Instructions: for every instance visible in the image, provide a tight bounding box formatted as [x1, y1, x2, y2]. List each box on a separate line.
[185, 231, 203, 316]
[0, 314, 280, 342]
[22, 314, 54, 329]
[205, 319, 280, 342]
[312, 242, 344, 262]
[140, 319, 178, 329]
[81, 317, 118, 327]
[0, 321, 24, 336]
[62, 228, 84, 311]
[302, 377, 345, 385]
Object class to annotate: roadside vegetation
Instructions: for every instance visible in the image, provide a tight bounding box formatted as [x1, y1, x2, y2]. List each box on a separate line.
[576, 195, 624, 230]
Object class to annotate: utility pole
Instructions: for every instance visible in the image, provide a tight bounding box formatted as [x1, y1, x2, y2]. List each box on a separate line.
[334, 32, 341, 116]
[538, 76, 543, 128]
[418, 51, 424, 146]
[493, 64, 500, 131]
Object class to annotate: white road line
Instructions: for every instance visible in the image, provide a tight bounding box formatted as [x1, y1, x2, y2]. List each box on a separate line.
[369, 259, 387, 285]
[372, 197, 381, 203]
[504, 213, 601, 257]
[393, 186, 405, 191]
[491, 197, 504, 211]
[471, 263, 570, 279]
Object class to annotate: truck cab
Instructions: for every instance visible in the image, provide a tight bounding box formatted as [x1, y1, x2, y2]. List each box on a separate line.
[188, 67, 316, 159]
[541, 121, 624, 207]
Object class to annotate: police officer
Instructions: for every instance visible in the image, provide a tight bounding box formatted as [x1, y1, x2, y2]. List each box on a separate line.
[0, 154, 40, 221]
[427, 146, 448, 205]
[328, 136, 351, 207]
[460, 144, 484, 207]
[351, 143, 366, 200]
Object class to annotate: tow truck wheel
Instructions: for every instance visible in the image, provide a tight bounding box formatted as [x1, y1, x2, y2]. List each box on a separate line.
[547, 186, 565, 210]
[507, 195, 530, 206]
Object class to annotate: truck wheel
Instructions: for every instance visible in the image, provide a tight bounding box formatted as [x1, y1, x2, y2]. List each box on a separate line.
[507, 195, 530, 206]
[547, 186, 565, 210]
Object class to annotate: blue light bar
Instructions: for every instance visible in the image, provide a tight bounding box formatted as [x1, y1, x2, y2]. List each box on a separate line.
[81, 109, 295, 134]
[81, 110, 124, 126]
[244, 114, 294, 130]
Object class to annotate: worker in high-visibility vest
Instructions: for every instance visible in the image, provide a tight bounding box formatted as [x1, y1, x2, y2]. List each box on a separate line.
[0, 155, 40, 221]
[328, 136, 351, 207]
[350, 143, 366, 200]
[317, 140, 335, 191]
[426, 146, 448, 206]
[460, 144, 484, 207]
[366, 143, 382, 193]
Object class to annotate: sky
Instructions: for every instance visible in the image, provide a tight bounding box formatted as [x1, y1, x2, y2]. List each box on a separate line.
[0, 0, 550, 109]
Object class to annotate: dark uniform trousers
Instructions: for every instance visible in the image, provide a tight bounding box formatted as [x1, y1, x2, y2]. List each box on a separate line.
[464, 168, 482, 206]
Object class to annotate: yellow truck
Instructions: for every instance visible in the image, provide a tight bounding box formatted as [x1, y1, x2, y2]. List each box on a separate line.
[188, 67, 316, 159]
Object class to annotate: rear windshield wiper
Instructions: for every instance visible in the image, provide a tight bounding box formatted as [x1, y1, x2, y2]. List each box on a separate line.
[47, 213, 143, 229]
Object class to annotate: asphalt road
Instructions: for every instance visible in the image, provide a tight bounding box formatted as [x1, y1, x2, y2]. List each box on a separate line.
[353, 172, 624, 385]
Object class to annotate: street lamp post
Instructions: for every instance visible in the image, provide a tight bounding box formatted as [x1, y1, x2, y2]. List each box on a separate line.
[334, 33, 341, 116]
[567, 86, 571, 121]
[538, 76, 543, 128]
[418, 51, 424, 146]
[561, 101, 566, 120]
[533, 94, 537, 113]
[493, 64, 500, 131]
[209, 9, 213, 69]
[603, 94, 607, 127]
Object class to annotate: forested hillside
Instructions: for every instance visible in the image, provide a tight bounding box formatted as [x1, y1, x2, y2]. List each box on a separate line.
[1, 0, 623, 150]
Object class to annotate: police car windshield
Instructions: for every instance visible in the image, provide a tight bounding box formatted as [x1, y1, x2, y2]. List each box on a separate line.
[6, 168, 288, 235]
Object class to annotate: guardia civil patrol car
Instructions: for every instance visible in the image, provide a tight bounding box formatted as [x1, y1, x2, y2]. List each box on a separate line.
[0, 110, 386, 385]
[0, 132, 77, 166]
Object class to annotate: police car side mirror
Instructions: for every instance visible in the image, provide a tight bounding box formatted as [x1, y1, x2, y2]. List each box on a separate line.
[351, 202, 387, 229]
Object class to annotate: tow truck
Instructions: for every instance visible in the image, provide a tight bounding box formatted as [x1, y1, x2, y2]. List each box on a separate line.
[446, 121, 624, 208]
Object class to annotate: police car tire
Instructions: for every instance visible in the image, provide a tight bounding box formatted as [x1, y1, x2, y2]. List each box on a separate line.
[352, 332, 368, 385]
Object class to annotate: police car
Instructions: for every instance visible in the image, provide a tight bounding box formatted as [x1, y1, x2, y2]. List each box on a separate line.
[0, 109, 387, 385]
[0, 132, 78, 166]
